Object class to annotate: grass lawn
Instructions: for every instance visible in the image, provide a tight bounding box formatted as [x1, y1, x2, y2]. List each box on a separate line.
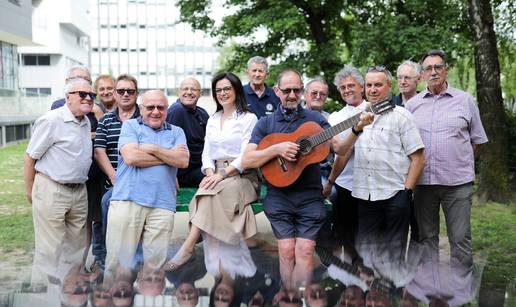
[0, 141, 514, 294]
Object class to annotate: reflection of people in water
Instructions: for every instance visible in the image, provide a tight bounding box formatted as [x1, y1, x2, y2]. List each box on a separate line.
[209, 272, 243, 307]
[304, 283, 328, 307]
[90, 282, 112, 307]
[176, 281, 200, 307]
[336, 285, 365, 307]
[365, 289, 392, 307]
[272, 287, 303, 307]
[104, 266, 136, 307]
[60, 264, 91, 307]
[136, 265, 166, 296]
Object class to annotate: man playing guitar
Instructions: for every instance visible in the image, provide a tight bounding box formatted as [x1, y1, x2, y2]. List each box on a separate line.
[242, 69, 374, 289]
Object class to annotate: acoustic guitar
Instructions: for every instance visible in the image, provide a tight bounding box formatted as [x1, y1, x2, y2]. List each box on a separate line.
[257, 99, 395, 187]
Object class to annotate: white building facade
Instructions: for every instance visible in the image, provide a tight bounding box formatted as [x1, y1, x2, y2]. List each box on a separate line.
[89, 0, 220, 94]
[18, 0, 90, 101]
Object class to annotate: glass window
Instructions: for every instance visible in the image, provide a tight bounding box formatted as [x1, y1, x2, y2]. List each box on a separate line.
[23, 55, 37, 66]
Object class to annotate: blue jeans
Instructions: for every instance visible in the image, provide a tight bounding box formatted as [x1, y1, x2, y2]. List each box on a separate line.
[101, 187, 144, 269]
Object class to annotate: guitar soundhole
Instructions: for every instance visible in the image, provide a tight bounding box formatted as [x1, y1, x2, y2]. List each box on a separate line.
[297, 138, 312, 155]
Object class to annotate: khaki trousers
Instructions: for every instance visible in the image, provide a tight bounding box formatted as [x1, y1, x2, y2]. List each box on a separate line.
[105, 200, 174, 277]
[31, 173, 87, 284]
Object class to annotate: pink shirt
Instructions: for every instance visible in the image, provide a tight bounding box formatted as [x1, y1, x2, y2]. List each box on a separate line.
[406, 85, 488, 186]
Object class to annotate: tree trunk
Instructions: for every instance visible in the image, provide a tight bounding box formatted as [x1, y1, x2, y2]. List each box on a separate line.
[468, 0, 511, 202]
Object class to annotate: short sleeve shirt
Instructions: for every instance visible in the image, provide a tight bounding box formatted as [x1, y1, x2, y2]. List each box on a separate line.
[111, 118, 187, 212]
[352, 106, 424, 201]
[27, 105, 92, 183]
[406, 86, 488, 185]
[244, 83, 280, 119]
[249, 105, 330, 193]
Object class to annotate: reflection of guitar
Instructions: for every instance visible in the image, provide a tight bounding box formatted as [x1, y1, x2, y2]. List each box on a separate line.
[257, 100, 395, 187]
[316, 246, 394, 294]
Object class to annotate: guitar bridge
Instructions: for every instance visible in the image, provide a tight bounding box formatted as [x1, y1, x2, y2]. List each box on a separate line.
[277, 157, 288, 172]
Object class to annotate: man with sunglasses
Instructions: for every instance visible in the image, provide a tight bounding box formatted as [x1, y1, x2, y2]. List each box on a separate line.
[353, 66, 425, 270]
[104, 90, 189, 280]
[166, 77, 209, 188]
[243, 69, 374, 289]
[244, 56, 281, 118]
[406, 50, 487, 288]
[93, 74, 141, 272]
[24, 78, 95, 287]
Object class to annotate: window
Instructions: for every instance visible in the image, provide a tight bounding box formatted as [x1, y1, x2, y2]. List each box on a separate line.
[24, 88, 51, 96]
[22, 55, 50, 66]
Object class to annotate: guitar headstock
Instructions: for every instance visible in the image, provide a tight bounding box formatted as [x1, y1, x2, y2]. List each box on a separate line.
[368, 99, 396, 115]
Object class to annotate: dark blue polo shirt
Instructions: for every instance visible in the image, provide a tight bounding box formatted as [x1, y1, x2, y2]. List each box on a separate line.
[249, 104, 330, 193]
[166, 99, 209, 179]
[244, 83, 280, 119]
[94, 107, 141, 188]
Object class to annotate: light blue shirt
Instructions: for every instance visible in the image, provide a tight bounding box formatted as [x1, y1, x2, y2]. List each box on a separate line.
[112, 117, 187, 212]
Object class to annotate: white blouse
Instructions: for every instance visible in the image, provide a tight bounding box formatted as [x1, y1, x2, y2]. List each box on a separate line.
[201, 110, 258, 173]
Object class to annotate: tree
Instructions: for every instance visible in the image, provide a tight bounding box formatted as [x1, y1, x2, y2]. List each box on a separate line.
[468, 0, 511, 202]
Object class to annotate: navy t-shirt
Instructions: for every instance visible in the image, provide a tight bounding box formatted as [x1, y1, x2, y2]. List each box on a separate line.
[249, 105, 330, 194]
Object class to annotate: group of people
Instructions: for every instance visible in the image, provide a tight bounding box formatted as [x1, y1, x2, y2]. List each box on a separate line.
[23, 50, 487, 305]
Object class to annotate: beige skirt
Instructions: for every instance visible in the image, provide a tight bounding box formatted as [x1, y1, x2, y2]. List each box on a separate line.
[189, 170, 259, 245]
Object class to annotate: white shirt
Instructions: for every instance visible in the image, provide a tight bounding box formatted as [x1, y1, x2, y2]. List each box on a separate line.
[201, 110, 257, 173]
[26, 104, 92, 183]
[352, 106, 424, 201]
[328, 101, 367, 191]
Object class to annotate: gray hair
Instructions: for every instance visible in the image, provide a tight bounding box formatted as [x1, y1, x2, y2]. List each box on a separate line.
[397, 60, 421, 76]
[65, 65, 91, 83]
[247, 56, 269, 72]
[305, 77, 328, 91]
[334, 64, 364, 88]
[63, 78, 91, 97]
[366, 65, 393, 82]
[421, 49, 447, 66]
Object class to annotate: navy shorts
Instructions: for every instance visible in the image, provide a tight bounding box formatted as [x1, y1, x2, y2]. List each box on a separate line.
[263, 189, 326, 241]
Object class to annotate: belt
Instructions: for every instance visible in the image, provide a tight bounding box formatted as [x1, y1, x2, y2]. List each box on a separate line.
[37, 172, 84, 189]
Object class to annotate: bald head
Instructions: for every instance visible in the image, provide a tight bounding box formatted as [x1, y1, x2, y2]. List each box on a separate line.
[179, 77, 202, 108]
[140, 90, 169, 129]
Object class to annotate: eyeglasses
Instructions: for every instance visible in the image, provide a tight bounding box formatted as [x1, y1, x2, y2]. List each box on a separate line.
[112, 289, 134, 299]
[181, 87, 201, 92]
[141, 104, 166, 111]
[214, 86, 232, 95]
[397, 75, 417, 81]
[63, 284, 92, 295]
[68, 91, 97, 100]
[309, 91, 328, 98]
[422, 64, 446, 73]
[338, 83, 357, 92]
[116, 88, 137, 96]
[278, 87, 303, 95]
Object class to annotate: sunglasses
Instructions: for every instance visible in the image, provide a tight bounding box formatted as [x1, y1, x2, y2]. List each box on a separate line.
[141, 104, 166, 111]
[278, 87, 303, 95]
[116, 88, 137, 96]
[64, 284, 92, 295]
[112, 289, 134, 299]
[68, 91, 96, 100]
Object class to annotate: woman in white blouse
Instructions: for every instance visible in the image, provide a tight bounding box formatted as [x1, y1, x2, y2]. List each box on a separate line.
[166, 72, 259, 277]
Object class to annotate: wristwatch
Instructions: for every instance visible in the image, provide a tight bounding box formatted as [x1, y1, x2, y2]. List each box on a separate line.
[351, 125, 362, 136]
[219, 168, 228, 179]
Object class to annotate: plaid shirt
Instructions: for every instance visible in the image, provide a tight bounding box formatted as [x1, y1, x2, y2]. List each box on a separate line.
[352, 106, 424, 201]
[406, 85, 488, 186]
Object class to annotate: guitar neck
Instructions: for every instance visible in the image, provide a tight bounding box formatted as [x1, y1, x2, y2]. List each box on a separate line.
[309, 112, 362, 146]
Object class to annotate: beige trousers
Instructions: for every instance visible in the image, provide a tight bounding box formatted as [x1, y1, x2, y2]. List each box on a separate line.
[31, 173, 87, 285]
[105, 200, 174, 277]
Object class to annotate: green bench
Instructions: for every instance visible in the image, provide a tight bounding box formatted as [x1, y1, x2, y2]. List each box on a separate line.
[175, 185, 268, 214]
[175, 185, 332, 214]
